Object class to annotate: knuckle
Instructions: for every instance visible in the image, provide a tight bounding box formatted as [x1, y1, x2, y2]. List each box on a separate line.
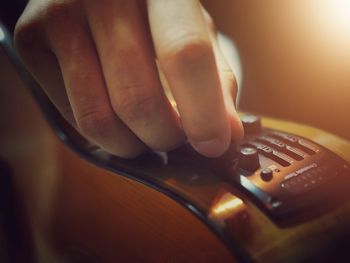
[44, 1, 75, 24]
[14, 17, 42, 51]
[43, 0, 78, 38]
[43, 2, 84, 56]
[112, 85, 160, 124]
[77, 108, 113, 139]
[14, 1, 77, 51]
[158, 34, 212, 66]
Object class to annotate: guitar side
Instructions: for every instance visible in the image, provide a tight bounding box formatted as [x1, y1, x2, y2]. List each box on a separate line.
[2, 47, 350, 262]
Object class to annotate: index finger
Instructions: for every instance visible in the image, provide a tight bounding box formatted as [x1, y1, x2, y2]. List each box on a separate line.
[147, 0, 231, 157]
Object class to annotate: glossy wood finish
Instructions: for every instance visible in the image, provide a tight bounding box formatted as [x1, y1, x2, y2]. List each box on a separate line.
[0, 48, 235, 262]
[217, 117, 350, 263]
[2, 48, 350, 262]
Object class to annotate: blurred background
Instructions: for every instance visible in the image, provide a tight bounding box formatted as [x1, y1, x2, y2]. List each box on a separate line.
[203, 0, 350, 140]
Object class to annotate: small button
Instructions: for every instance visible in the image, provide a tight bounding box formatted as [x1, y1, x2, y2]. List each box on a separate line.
[260, 168, 273, 181]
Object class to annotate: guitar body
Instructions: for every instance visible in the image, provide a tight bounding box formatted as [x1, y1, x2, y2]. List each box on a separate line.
[2, 38, 350, 263]
[0, 49, 234, 262]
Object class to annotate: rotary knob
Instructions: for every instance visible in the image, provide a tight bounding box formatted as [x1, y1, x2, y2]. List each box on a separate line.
[238, 147, 260, 172]
[241, 115, 262, 135]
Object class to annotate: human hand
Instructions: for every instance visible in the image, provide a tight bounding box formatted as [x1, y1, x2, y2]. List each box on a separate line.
[15, 0, 243, 158]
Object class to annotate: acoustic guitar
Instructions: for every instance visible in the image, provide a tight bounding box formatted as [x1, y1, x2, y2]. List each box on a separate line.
[1, 22, 350, 263]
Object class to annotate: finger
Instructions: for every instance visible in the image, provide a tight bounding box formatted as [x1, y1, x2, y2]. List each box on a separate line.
[201, 6, 244, 142]
[44, 4, 146, 158]
[85, 0, 185, 152]
[14, 16, 76, 127]
[147, 0, 231, 157]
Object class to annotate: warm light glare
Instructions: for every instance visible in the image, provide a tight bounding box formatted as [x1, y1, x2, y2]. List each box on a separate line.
[320, 0, 350, 35]
[329, 0, 350, 25]
[212, 197, 243, 215]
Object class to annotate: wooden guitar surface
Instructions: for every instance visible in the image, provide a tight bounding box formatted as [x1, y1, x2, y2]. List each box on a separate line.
[1, 48, 350, 263]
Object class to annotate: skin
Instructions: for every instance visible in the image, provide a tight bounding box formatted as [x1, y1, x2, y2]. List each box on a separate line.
[14, 0, 243, 158]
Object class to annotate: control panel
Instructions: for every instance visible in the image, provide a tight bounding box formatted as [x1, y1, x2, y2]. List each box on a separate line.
[168, 115, 350, 223]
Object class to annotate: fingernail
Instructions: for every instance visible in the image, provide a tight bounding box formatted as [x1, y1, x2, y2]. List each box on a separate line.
[192, 138, 229, 158]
